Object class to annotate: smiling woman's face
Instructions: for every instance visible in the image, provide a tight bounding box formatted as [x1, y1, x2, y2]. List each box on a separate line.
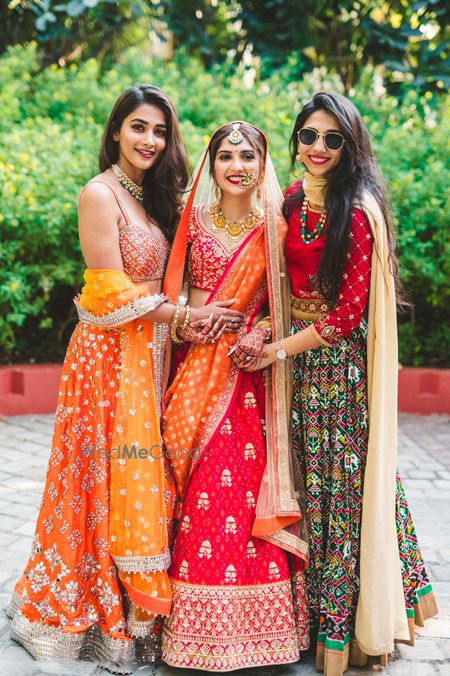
[296, 109, 344, 177]
[213, 137, 261, 198]
[114, 103, 167, 175]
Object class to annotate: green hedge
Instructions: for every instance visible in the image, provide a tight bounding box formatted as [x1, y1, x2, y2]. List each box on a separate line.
[1, 44, 448, 366]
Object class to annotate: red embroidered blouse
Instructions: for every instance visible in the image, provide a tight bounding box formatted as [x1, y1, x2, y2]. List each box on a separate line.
[187, 205, 238, 291]
[285, 180, 373, 345]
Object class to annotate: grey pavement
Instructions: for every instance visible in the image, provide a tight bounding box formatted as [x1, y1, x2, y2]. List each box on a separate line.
[0, 413, 448, 676]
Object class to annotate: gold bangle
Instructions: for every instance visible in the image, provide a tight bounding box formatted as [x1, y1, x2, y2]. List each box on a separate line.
[255, 317, 272, 341]
[179, 304, 190, 332]
[170, 303, 182, 344]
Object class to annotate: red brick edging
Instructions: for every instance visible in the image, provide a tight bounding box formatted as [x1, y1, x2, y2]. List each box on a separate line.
[0, 364, 449, 416]
[0, 364, 62, 416]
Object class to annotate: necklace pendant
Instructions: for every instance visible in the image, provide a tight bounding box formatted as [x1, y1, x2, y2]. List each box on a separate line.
[209, 202, 262, 238]
[215, 214, 226, 228]
[229, 222, 242, 237]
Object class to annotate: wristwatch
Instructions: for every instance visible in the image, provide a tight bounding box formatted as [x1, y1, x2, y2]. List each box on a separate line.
[275, 342, 287, 361]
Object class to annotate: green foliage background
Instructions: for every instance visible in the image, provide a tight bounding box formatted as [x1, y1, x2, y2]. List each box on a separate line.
[0, 43, 448, 366]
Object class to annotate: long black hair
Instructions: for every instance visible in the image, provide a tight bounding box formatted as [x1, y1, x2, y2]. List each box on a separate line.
[283, 91, 400, 305]
[99, 84, 190, 243]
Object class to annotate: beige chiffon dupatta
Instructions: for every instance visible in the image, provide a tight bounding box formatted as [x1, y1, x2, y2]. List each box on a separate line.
[303, 174, 438, 661]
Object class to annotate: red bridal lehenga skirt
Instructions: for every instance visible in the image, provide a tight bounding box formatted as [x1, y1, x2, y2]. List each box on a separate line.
[162, 368, 309, 671]
[7, 322, 175, 672]
[291, 319, 437, 674]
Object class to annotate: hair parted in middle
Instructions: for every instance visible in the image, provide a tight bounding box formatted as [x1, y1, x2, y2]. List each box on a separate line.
[99, 84, 190, 243]
[283, 91, 402, 306]
[208, 122, 267, 178]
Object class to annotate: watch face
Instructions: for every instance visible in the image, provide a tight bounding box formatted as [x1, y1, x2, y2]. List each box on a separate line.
[276, 348, 287, 360]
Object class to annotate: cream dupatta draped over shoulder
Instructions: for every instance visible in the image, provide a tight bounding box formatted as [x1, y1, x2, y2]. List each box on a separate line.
[303, 172, 437, 656]
[355, 192, 409, 654]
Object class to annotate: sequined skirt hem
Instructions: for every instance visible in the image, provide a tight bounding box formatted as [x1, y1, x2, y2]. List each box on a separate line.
[8, 592, 136, 673]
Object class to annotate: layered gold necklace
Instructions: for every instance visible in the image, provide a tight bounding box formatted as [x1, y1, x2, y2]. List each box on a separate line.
[209, 202, 262, 238]
[112, 164, 144, 204]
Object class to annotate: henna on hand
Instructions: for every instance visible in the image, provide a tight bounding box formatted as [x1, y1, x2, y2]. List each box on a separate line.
[232, 325, 270, 368]
[178, 313, 227, 344]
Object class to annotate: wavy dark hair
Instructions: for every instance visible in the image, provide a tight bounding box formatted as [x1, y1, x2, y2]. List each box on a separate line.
[283, 91, 401, 305]
[208, 122, 267, 176]
[99, 84, 189, 243]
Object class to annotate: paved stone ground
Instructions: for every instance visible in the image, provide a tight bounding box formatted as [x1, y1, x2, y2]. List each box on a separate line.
[0, 413, 448, 676]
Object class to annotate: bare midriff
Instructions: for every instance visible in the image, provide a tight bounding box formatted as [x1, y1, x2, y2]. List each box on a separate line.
[188, 287, 210, 308]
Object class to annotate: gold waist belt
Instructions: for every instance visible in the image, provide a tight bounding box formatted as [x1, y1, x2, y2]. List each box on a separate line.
[290, 294, 331, 321]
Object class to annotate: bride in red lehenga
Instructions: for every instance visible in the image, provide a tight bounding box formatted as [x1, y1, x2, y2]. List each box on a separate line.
[161, 122, 310, 671]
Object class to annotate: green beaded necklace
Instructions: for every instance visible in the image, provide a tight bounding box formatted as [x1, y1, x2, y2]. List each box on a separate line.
[300, 196, 326, 244]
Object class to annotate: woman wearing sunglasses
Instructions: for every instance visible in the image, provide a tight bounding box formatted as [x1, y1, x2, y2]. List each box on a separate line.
[242, 92, 437, 674]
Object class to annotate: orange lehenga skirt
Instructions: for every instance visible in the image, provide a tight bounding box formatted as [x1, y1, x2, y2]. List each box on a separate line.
[8, 270, 176, 671]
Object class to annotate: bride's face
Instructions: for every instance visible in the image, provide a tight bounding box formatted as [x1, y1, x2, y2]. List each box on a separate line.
[213, 138, 261, 198]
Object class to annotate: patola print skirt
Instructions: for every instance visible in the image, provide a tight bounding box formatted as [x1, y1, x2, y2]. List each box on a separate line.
[8, 322, 175, 672]
[291, 318, 437, 674]
[162, 369, 309, 671]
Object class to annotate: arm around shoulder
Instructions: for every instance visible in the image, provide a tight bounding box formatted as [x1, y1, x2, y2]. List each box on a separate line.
[78, 181, 123, 271]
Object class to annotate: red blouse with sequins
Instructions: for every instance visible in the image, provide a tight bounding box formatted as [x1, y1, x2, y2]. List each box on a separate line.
[187, 205, 236, 291]
[285, 180, 373, 345]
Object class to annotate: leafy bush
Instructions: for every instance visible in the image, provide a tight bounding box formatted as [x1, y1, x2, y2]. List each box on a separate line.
[0, 43, 448, 365]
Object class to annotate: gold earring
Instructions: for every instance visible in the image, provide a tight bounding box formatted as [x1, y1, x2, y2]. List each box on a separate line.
[296, 151, 302, 162]
[214, 182, 221, 201]
[257, 184, 262, 200]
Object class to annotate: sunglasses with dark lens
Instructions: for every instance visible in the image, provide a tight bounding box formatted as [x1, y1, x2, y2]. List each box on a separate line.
[297, 127, 345, 151]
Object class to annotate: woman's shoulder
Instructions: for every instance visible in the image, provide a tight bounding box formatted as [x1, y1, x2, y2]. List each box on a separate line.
[352, 206, 369, 223]
[79, 170, 118, 206]
[284, 179, 303, 198]
[78, 171, 123, 235]
[350, 206, 373, 243]
[186, 203, 203, 241]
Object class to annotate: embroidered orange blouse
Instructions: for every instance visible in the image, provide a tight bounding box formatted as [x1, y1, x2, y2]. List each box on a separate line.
[84, 180, 169, 284]
[119, 224, 168, 283]
[285, 180, 373, 345]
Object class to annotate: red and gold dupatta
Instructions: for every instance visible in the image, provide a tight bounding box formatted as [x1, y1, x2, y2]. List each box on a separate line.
[162, 124, 309, 565]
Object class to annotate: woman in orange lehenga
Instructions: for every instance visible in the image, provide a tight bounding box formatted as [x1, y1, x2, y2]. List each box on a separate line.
[161, 122, 309, 671]
[7, 85, 243, 673]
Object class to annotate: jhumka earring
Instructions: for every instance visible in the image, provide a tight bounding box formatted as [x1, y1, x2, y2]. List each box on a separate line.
[214, 181, 221, 201]
[256, 172, 264, 200]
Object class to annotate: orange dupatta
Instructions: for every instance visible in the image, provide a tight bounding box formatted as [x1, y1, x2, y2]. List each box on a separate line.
[163, 227, 268, 499]
[77, 269, 173, 619]
[162, 125, 308, 563]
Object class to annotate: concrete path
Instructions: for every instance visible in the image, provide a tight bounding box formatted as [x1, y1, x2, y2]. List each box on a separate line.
[0, 413, 448, 675]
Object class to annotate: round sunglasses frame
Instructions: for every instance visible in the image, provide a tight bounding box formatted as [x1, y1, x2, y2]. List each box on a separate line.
[297, 127, 345, 152]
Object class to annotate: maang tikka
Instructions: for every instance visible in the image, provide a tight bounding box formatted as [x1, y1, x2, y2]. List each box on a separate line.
[228, 123, 244, 144]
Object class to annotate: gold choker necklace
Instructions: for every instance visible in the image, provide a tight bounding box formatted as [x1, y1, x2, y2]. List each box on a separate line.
[209, 202, 262, 238]
[112, 164, 144, 204]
